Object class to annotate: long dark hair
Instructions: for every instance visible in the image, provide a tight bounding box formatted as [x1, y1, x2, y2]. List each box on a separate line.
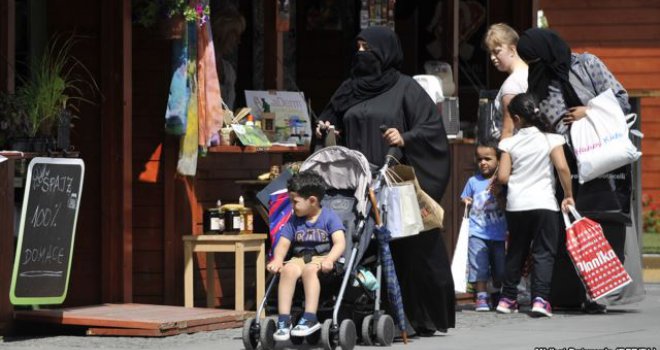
[508, 93, 553, 133]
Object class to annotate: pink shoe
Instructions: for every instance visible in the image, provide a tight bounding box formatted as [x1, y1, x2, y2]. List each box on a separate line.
[496, 297, 519, 314]
[531, 297, 553, 317]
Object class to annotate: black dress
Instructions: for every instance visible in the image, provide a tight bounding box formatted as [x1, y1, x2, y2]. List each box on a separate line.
[330, 74, 456, 333]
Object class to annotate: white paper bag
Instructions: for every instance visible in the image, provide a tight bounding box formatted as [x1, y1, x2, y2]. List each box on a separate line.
[571, 89, 642, 184]
[451, 207, 470, 293]
[383, 182, 424, 240]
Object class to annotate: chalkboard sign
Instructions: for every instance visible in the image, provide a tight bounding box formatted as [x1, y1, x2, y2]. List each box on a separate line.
[10, 157, 84, 305]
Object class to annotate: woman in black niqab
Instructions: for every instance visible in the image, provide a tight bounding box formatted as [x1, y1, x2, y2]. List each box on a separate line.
[517, 28, 582, 109]
[319, 26, 455, 335]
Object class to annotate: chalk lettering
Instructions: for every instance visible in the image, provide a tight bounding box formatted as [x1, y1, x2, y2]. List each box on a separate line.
[22, 245, 66, 265]
[29, 203, 61, 228]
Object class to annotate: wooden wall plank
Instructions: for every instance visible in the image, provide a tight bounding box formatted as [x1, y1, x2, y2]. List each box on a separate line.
[548, 8, 660, 26]
[554, 25, 660, 43]
[133, 228, 164, 251]
[543, 0, 660, 9]
[134, 252, 164, 274]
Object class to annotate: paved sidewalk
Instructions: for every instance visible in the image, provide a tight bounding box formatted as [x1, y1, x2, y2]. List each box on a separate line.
[2, 284, 659, 350]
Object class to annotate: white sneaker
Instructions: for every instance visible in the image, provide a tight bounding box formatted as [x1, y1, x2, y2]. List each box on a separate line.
[273, 320, 292, 341]
[290, 318, 321, 337]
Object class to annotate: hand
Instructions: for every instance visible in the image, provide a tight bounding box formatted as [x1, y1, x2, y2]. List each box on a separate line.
[320, 259, 334, 273]
[383, 128, 405, 147]
[266, 259, 283, 274]
[462, 197, 472, 206]
[315, 121, 338, 138]
[563, 106, 588, 125]
[561, 196, 575, 213]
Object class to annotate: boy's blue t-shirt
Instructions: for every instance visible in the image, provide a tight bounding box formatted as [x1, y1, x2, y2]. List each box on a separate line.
[280, 207, 345, 253]
[460, 174, 507, 241]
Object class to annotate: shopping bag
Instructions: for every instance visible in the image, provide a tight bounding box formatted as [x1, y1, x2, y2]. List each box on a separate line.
[570, 89, 642, 184]
[477, 89, 501, 144]
[386, 164, 444, 231]
[562, 206, 632, 301]
[382, 181, 424, 240]
[450, 207, 469, 293]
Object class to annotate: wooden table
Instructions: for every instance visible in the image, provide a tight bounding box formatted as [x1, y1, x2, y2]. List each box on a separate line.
[183, 234, 267, 311]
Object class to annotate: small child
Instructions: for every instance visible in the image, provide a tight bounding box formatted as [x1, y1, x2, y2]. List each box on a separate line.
[496, 93, 575, 317]
[266, 171, 346, 341]
[461, 140, 507, 312]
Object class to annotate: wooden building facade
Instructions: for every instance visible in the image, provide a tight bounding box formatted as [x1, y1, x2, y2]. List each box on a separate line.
[24, 0, 660, 335]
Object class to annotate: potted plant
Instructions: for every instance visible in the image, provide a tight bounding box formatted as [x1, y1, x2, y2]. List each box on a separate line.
[132, 0, 210, 39]
[1, 34, 99, 153]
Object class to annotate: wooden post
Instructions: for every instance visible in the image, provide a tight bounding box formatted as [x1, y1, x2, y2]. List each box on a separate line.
[100, 0, 133, 303]
[184, 241, 194, 307]
[235, 242, 245, 311]
[263, 0, 277, 89]
[0, 0, 15, 93]
[256, 240, 265, 318]
[0, 158, 15, 334]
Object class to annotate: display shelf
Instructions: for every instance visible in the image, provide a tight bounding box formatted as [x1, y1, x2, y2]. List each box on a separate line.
[207, 145, 310, 154]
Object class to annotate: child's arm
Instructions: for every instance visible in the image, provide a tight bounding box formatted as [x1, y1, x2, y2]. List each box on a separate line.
[497, 152, 512, 184]
[460, 178, 473, 206]
[321, 230, 346, 273]
[549, 146, 575, 212]
[266, 237, 291, 274]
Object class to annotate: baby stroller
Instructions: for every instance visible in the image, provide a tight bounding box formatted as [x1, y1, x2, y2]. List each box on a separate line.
[242, 146, 398, 350]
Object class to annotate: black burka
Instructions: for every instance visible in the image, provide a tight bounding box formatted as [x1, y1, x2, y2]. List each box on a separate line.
[322, 75, 455, 332]
[320, 26, 454, 332]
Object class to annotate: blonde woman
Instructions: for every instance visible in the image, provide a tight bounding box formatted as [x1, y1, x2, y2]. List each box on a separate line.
[483, 23, 528, 140]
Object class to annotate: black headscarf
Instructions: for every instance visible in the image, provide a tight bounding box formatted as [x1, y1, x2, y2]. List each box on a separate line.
[319, 26, 402, 124]
[517, 28, 582, 107]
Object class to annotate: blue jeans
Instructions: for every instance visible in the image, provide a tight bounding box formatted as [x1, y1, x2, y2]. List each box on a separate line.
[468, 236, 505, 284]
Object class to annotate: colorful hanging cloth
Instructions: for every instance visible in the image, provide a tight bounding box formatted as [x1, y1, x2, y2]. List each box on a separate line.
[177, 21, 199, 176]
[196, 11, 224, 147]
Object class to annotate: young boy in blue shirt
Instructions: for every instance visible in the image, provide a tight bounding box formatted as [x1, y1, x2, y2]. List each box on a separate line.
[266, 171, 346, 340]
[461, 141, 508, 311]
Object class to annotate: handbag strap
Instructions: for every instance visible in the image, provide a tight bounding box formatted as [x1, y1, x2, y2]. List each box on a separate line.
[384, 166, 405, 185]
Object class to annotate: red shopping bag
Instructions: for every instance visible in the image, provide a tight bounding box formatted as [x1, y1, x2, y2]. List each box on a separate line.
[563, 206, 632, 300]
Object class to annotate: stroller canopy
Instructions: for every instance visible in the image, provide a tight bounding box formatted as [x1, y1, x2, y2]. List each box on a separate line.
[300, 146, 372, 218]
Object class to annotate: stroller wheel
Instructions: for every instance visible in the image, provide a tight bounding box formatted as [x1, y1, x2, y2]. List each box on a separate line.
[290, 335, 304, 345]
[306, 330, 321, 345]
[376, 314, 395, 346]
[360, 315, 374, 345]
[321, 319, 336, 350]
[339, 319, 357, 350]
[259, 317, 276, 350]
[241, 317, 259, 350]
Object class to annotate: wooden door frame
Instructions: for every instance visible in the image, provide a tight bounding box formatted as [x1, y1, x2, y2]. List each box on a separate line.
[100, 0, 133, 303]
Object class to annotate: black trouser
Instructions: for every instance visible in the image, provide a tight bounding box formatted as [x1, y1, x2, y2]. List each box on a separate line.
[502, 210, 561, 301]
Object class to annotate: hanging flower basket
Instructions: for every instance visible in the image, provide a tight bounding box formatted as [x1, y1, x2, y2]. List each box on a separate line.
[159, 14, 186, 40]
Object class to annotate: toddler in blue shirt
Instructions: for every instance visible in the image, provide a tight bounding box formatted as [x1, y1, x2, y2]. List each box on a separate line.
[461, 141, 507, 311]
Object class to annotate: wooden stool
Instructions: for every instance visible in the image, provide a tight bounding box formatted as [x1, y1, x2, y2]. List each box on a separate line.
[183, 234, 267, 311]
